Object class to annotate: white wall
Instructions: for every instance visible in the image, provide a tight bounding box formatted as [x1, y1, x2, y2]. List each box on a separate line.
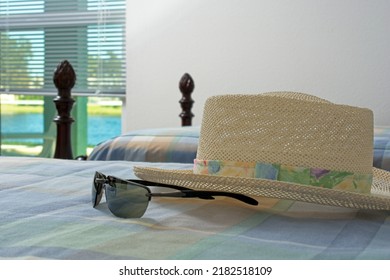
[124, 0, 390, 132]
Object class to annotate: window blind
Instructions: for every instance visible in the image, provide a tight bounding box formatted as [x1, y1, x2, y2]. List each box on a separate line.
[0, 0, 126, 96]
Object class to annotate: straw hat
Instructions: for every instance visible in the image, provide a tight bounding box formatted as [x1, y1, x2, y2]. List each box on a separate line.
[134, 92, 390, 210]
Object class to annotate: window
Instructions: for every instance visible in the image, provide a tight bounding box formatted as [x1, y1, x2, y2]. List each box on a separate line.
[0, 0, 126, 95]
[0, 0, 126, 157]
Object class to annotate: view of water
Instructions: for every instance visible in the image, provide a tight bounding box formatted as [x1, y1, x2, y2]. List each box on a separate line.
[1, 113, 121, 146]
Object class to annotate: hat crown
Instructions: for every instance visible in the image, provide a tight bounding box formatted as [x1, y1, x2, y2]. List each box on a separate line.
[197, 92, 373, 175]
[134, 92, 390, 210]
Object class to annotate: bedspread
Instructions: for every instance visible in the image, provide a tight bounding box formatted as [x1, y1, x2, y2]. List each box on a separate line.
[1, 156, 390, 260]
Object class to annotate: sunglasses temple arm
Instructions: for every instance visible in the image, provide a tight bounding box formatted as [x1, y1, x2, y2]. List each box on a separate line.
[196, 191, 258, 205]
[149, 191, 259, 206]
[148, 192, 215, 200]
[129, 180, 195, 191]
[128, 179, 258, 205]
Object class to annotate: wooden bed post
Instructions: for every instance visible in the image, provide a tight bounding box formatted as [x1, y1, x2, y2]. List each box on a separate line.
[53, 60, 76, 159]
[179, 73, 195, 126]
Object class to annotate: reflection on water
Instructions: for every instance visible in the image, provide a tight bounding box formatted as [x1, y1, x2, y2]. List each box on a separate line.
[1, 113, 121, 146]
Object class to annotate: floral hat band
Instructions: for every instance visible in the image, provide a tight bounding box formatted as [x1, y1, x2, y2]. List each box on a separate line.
[194, 160, 373, 194]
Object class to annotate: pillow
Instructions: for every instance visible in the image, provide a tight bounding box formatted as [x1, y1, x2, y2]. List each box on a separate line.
[88, 126, 200, 163]
[373, 126, 390, 171]
[89, 125, 390, 170]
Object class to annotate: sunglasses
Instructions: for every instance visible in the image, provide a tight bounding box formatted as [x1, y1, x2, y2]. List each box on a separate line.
[92, 171, 258, 218]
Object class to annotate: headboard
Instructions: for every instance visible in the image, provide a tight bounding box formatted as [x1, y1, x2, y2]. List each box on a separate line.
[51, 60, 195, 159]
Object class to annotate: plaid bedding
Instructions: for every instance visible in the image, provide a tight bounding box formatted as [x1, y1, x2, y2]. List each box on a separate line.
[88, 126, 200, 163]
[374, 126, 390, 171]
[1, 157, 390, 260]
[89, 126, 390, 172]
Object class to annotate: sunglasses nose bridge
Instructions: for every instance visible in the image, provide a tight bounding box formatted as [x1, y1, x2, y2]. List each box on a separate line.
[93, 175, 109, 207]
[95, 177, 107, 185]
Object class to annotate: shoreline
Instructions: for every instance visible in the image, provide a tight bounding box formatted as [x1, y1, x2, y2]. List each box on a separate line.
[1, 144, 94, 157]
[1, 104, 121, 116]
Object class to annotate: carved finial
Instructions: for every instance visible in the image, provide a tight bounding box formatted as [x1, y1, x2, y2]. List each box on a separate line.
[179, 73, 195, 94]
[53, 60, 75, 159]
[179, 73, 195, 126]
[53, 60, 76, 98]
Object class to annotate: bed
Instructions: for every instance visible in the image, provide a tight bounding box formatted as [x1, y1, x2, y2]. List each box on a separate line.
[1, 156, 390, 260]
[1, 61, 390, 261]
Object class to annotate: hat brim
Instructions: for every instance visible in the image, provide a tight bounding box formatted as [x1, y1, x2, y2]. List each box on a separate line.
[134, 166, 390, 210]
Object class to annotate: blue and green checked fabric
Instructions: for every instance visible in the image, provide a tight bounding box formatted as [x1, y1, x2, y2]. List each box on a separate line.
[374, 126, 390, 171]
[1, 157, 390, 260]
[88, 126, 199, 163]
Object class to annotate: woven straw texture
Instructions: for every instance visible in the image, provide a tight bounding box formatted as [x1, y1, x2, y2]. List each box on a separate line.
[197, 92, 373, 174]
[134, 92, 390, 210]
[134, 167, 390, 210]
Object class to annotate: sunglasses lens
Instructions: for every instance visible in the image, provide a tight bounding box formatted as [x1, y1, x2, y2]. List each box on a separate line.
[105, 181, 150, 218]
[92, 172, 104, 207]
